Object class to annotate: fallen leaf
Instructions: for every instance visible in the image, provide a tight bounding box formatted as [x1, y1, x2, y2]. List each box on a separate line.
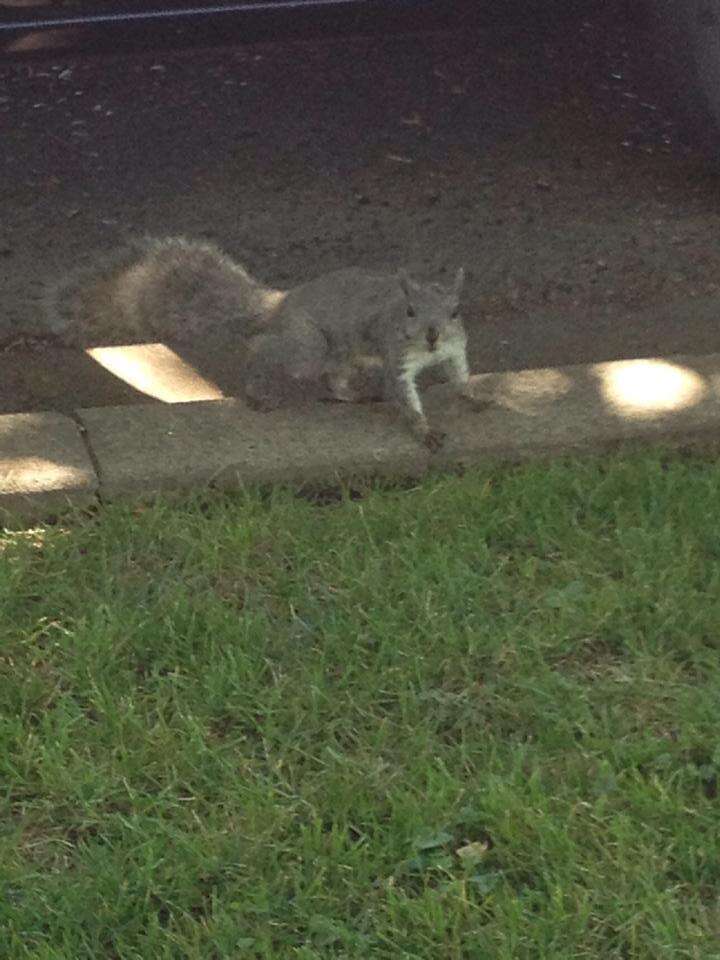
[456, 841, 489, 864]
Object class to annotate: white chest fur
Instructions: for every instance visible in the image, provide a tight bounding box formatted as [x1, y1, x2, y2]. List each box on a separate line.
[398, 334, 469, 418]
[402, 336, 466, 379]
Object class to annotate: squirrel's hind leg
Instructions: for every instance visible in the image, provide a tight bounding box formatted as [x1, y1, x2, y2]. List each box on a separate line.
[321, 355, 385, 403]
[244, 323, 328, 411]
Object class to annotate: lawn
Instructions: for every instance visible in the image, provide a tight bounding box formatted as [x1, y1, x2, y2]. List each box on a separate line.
[2, 453, 719, 959]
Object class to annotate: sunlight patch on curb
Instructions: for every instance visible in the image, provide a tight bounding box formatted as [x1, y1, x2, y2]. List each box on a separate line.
[86, 343, 224, 403]
[491, 368, 573, 415]
[594, 359, 707, 419]
[0, 456, 90, 493]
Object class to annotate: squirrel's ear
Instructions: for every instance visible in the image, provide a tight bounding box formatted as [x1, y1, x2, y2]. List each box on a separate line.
[453, 267, 465, 294]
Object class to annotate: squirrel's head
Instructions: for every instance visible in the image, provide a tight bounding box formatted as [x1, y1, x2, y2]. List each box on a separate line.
[397, 267, 465, 353]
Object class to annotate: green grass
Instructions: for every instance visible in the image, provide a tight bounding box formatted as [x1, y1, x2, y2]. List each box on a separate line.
[2, 452, 720, 959]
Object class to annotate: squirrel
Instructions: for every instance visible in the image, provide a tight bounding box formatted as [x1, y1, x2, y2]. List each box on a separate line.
[47, 235, 481, 449]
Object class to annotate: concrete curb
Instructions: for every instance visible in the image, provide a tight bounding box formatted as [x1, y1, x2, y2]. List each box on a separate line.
[3, 352, 720, 522]
[0, 411, 98, 520]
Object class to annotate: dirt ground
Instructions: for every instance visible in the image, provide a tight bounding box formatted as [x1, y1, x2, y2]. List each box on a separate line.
[2, 2, 720, 415]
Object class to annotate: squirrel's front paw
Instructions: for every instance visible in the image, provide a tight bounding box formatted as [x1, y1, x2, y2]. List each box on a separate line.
[423, 428, 447, 452]
[408, 415, 446, 452]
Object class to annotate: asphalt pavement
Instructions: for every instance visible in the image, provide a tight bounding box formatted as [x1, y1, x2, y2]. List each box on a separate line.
[1, 0, 719, 417]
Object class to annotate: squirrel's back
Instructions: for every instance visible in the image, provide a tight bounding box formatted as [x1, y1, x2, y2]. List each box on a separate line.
[47, 236, 280, 348]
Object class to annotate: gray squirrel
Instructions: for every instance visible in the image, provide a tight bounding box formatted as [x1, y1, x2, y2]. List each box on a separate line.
[48, 236, 482, 448]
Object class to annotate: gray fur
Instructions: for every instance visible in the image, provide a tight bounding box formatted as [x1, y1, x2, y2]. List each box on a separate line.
[47, 236, 276, 348]
[48, 237, 477, 448]
[246, 265, 474, 447]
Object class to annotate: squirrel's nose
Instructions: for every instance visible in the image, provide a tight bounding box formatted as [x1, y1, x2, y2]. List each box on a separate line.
[426, 327, 439, 351]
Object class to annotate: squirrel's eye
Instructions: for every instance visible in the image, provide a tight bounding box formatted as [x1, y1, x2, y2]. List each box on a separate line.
[406, 306, 416, 319]
[451, 308, 459, 319]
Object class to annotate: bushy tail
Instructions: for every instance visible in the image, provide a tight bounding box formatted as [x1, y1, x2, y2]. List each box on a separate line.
[45, 236, 287, 349]
[45, 239, 154, 348]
